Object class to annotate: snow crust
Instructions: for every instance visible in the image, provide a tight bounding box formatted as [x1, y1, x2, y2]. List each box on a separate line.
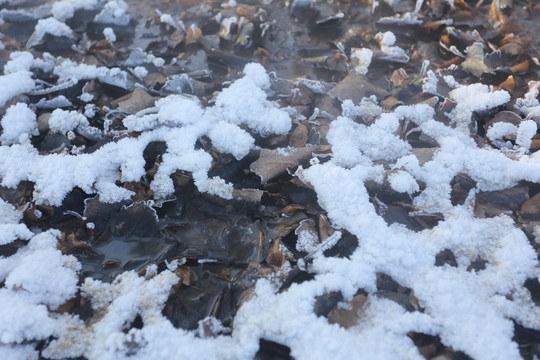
[1, 61, 540, 360]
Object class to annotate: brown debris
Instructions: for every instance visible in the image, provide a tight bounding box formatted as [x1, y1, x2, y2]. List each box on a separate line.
[112, 89, 158, 114]
[327, 294, 368, 329]
[330, 72, 388, 103]
[250, 146, 316, 184]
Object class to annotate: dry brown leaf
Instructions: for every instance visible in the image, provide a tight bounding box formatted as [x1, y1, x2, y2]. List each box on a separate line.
[289, 124, 308, 147]
[112, 89, 157, 114]
[266, 239, 286, 269]
[327, 294, 368, 329]
[510, 59, 530, 74]
[231, 189, 264, 203]
[281, 204, 306, 216]
[250, 146, 316, 184]
[497, 75, 516, 93]
[519, 192, 540, 225]
[186, 24, 202, 45]
[318, 214, 334, 242]
[174, 267, 198, 286]
[329, 72, 388, 103]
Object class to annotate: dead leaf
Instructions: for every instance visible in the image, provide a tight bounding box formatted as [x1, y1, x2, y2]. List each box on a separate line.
[484, 110, 522, 132]
[112, 89, 157, 114]
[519, 192, 540, 225]
[250, 146, 316, 184]
[186, 24, 202, 45]
[500, 35, 531, 57]
[266, 239, 286, 269]
[390, 68, 409, 88]
[475, 186, 529, 218]
[411, 148, 437, 166]
[497, 75, 516, 94]
[232, 189, 263, 203]
[281, 204, 306, 216]
[329, 72, 388, 103]
[462, 43, 491, 77]
[318, 214, 334, 242]
[174, 266, 198, 286]
[327, 294, 368, 329]
[289, 124, 308, 147]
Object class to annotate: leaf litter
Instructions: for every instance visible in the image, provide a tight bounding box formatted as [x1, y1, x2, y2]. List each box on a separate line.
[0, 0, 540, 359]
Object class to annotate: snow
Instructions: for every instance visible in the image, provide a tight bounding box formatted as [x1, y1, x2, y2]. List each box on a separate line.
[350, 48, 373, 75]
[327, 110, 411, 167]
[80, 92, 94, 102]
[3, 51, 34, 74]
[375, 31, 410, 63]
[48, 109, 101, 141]
[388, 170, 419, 194]
[131, 66, 148, 80]
[1, 58, 540, 360]
[51, 0, 98, 21]
[54, 59, 128, 88]
[103, 27, 116, 42]
[205, 63, 291, 136]
[26, 17, 74, 48]
[515, 81, 540, 122]
[449, 83, 510, 131]
[0, 344, 39, 360]
[94, 0, 130, 25]
[0, 71, 35, 107]
[0, 64, 288, 205]
[0, 103, 38, 146]
[341, 97, 382, 120]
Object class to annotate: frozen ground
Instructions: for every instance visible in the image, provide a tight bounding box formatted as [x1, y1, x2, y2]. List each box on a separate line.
[1, 0, 540, 359]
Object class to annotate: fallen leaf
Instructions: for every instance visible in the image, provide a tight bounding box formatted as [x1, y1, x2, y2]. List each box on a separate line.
[327, 294, 368, 329]
[250, 146, 316, 184]
[329, 72, 388, 103]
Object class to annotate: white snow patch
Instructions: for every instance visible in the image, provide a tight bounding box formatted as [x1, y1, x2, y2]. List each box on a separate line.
[341, 96, 382, 120]
[449, 83, 510, 131]
[51, 0, 98, 21]
[94, 0, 130, 25]
[54, 59, 128, 88]
[3, 51, 34, 74]
[388, 170, 419, 194]
[375, 31, 410, 63]
[0, 103, 38, 146]
[1, 59, 539, 360]
[0, 71, 35, 107]
[27, 17, 74, 48]
[516, 81, 540, 122]
[350, 48, 373, 75]
[103, 27, 116, 42]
